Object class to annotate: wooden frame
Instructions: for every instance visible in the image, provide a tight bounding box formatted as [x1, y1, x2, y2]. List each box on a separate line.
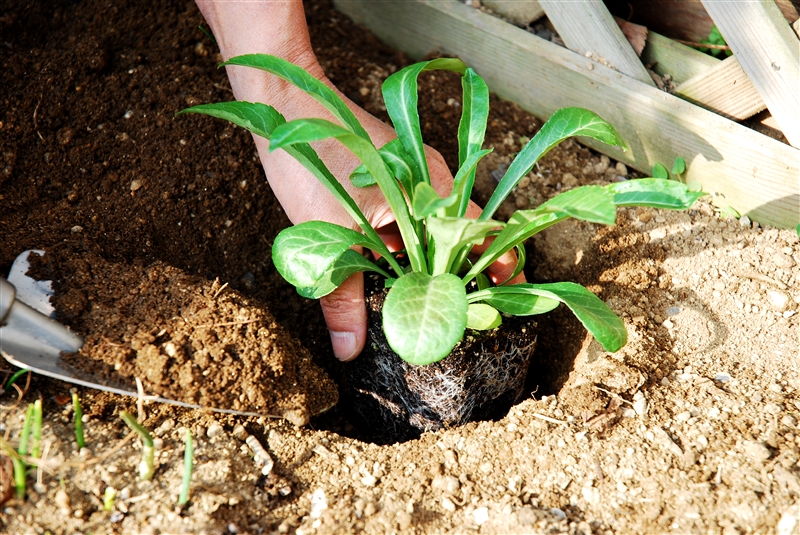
[334, 0, 800, 229]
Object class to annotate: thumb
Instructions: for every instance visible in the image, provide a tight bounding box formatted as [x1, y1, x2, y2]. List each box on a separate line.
[320, 272, 367, 362]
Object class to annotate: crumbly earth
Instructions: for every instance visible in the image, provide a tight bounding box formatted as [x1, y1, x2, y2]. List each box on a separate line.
[2, 0, 799, 534]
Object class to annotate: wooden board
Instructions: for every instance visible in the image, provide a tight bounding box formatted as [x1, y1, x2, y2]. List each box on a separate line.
[675, 55, 766, 120]
[701, 0, 800, 147]
[641, 30, 719, 84]
[481, 0, 545, 26]
[538, 0, 655, 85]
[334, 0, 800, 228]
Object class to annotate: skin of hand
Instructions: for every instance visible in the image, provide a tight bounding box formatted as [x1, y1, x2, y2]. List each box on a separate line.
[196, 0, 523, 361]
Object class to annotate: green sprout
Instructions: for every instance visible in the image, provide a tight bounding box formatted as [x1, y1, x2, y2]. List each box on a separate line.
[178, 428, 194, 507]
[12, 403, 35, 499]
[180, 55, 704, 365]
[72, 393, 86, 449]
[119, 411, 155, 481]
[31, 399, 42, 459]
[3, 369, 29, 392]
[697, 26, 732, 58]
[104, 486, 117, 512]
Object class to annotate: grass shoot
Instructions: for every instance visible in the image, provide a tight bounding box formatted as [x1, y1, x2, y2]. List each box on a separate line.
[72, 393, 86, 449]
[119, 411, 155, 481]
[178, 428, 194, 507]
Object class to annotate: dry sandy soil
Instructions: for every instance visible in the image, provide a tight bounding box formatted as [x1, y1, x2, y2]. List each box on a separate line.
[2, 0, 799, 534]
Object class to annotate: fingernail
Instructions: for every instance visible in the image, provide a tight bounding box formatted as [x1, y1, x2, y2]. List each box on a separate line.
[329, 331, 358, 362]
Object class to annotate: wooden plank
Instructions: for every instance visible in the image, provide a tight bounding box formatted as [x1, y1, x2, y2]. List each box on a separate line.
[481, 0, 545, 26]
[675, 55, 766, 120]
[641, 30, 719, 84]
[538, 0, 656, 86]
[333, 0, 800, 228]
[701, 0, 800, 147]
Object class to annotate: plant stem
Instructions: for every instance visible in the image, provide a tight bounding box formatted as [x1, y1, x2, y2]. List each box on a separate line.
[119, 411, 155, 481]
[72, 393, 86, 449]
[178, 428, 193, 507]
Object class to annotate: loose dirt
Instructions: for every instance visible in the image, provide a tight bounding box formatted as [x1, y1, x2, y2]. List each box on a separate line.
[2, 0, 799, 534]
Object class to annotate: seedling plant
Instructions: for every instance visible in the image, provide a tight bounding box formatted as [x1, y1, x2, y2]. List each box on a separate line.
[120, 411, 155, 481]
[181, 55, 703, 365]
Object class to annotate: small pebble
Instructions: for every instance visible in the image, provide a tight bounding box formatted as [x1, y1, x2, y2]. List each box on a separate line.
[767, 290, 790, 312]
[771, 253, 796, 269]
[441, 497, 456, 512]
[782, 414, 797, 427]
[473, 507, 489, 525]
[739, 215, 751, 227]
[615, 162, 628, 176]
[55, 488, 70, 512]
[232, 424, 248, 440]
[743, 440, 771, 463]
[207, 422, 224, 439]
[633, 397, 648, 416]
[360, 474, 377, 487]
[130, 179, 142, 192]
[309, 488, 327, 519]
[432, 475, 460, 495]
[594, 155, 610, 175]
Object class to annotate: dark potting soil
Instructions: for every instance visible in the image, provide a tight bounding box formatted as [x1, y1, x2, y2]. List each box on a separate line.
[344, 275, 538, 444]
[1, 0, 598, 433]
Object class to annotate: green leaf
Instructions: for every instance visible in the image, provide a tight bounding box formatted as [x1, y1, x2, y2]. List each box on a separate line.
[538, 185, 616, 225]
[427, 217, 502, 275]
[349, 138, 415, 194]
[383, 58, 468, 188]
[482, 108, 627, 220]
[466, 186, 615, 283]
[653, 163, 669, 179]
[466, 303, 502, 330]
[178, 102, 397, 270]
[795, 223, 800, 238]
[269, 117, 426, 273]
[272, 221, 379, 288]
[297, 249, 391, 299]
[455, 68, 490, 215]
[718, 205, 740, 220]
[383, 273, 468, 365]
[468, 283, 627, 352]
[608, 178, 705, 210]
[350, 170, 376, 188]
[412, 183, 458, 220]
[176, 101, 283, 139]
[671, 157, 686, 176]
[221, 54, 369, 140]
[468, 288, 560, 316]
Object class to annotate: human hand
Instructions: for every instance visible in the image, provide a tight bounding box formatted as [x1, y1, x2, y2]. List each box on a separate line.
[196, 0, 524, 361]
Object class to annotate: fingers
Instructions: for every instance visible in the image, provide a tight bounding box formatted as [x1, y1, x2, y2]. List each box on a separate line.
[320, 272, 367, 362]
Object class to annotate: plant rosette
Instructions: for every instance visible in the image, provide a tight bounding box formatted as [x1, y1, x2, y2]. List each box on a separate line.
[180, 55, 704, 436]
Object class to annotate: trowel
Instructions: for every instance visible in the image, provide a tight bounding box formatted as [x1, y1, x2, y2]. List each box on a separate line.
[0, 250, 263, 416]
